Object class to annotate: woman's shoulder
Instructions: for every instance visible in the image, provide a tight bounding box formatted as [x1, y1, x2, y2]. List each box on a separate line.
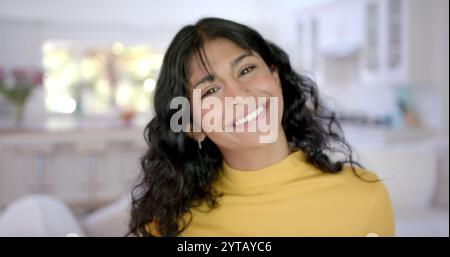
[336, 166, 391, 201]
[300, 162, 392, 207]
[341, 165, 381, 182]
[307, 164, 388, 195]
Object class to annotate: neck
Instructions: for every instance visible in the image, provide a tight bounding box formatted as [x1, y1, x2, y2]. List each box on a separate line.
[221, 128, 291, 171]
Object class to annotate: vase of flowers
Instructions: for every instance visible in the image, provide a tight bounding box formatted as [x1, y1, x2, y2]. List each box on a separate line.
[0, 67, 43, 128]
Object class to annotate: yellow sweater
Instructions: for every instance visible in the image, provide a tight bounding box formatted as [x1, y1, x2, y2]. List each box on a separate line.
[179, 150, 395, 237]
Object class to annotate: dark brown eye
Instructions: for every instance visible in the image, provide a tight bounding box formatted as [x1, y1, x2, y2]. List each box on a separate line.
[202, 87, 220, 98]
[239, 65, 256, 77]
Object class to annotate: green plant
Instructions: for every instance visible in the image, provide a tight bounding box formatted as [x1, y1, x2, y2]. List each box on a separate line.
[0, 67, 43, 126]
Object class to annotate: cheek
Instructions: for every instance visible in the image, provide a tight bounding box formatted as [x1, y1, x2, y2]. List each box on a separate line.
[248, 72, 282, 96]
[193, 100, 226, 132]
[250, 72, 284, 123]
[201, 106, 222, 131]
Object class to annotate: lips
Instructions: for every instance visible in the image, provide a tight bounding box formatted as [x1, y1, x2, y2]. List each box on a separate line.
[234, 104, 264, 127]
[233, 100, 268, 128]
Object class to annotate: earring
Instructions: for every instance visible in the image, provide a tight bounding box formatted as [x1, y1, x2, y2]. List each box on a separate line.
[198, 140, 202, 150]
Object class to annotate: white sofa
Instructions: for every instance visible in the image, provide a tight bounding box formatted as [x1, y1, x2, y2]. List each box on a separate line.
[357, 139, 449, 236]
[0, 194, 85, 237]
[0, 194, 131, 237]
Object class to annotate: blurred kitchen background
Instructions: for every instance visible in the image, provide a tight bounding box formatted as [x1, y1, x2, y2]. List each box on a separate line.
[0, 0, 448, 236]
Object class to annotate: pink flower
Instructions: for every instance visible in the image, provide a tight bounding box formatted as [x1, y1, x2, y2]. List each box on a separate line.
[0, 67, 5, 82]
[31, 70, 43, 86]
[9, 68, 44, 86]
[12, 68, 29, 81]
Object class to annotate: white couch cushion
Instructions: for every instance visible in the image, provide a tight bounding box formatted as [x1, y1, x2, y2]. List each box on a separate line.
[0, 194, 85, 237]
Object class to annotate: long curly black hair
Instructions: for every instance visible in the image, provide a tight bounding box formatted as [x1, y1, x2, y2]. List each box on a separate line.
[128, 17, 364, 237]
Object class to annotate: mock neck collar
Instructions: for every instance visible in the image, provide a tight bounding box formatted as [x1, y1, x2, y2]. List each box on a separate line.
[220, 150, 313, 188]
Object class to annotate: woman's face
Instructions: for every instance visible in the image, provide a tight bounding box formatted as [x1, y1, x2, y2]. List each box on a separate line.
[188, 38, 284, 151]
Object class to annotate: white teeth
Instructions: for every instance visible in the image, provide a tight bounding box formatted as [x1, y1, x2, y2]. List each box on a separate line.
[235, 105, 264, 127]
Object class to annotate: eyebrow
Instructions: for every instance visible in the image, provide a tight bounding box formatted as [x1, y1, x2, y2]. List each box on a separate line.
[192, 51, 254, 88]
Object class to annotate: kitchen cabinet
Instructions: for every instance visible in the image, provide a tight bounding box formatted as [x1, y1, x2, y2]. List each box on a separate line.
[295, 0, 436, 86]
[361, 0, 408, 84]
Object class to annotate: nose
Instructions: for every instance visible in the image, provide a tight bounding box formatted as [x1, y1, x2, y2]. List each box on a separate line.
[223, 79, 251, 107]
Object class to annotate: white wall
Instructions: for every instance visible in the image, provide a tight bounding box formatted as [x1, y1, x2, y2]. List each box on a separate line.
[407, 0, 449, 137]
[430, 0, 449, 137]
[0, 0, 284, 68]
[0, 0, 278, 28]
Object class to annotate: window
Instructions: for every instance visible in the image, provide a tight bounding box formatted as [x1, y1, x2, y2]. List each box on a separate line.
[298, 22, 304, 68]
[42, 41, 163, 115]
[366, 1, 379, 71]
[388, 0, 402, 69]
[311, 18, 318, 71]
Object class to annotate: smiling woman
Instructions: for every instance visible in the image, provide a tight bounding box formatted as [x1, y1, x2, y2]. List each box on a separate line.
[128, 17, 395, 237]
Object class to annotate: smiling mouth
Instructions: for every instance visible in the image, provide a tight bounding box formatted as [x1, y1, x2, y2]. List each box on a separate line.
[234, 103, 266, 127]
